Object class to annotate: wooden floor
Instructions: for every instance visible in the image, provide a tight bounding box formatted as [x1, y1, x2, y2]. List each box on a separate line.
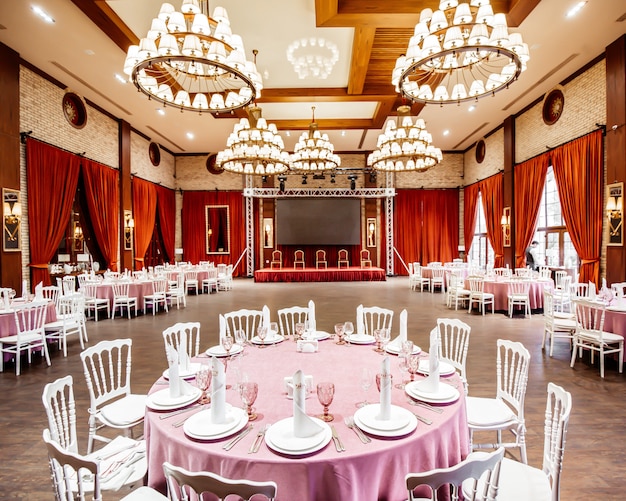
[1, 278, 624, 500]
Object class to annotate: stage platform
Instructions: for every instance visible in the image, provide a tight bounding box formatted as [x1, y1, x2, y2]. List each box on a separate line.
[254, 266, 386, 283]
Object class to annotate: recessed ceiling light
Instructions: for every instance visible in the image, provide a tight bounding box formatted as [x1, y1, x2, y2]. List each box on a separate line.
[443, 130, 450, 136]
[285, 131, 290, 137]
[468, 105, 476, 112]
[341, 130, 346, 137]
[566, 1, 587, 18]
[32, 5, 55, 23]
[156, 109, 165, 116]
[85, 49, 95, 56]
[186, 132, 194, 139]
[114, 74, 126, 84]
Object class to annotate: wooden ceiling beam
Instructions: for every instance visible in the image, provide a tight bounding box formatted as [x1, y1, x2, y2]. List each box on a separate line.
[70, 0, 137, 51]
[270, 118, 381, 130]
[348, 26, 377, 95]
[257, 88, 392, 103]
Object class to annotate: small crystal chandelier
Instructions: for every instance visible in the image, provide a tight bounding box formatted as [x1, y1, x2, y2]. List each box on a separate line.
[367, 105, 442, 172]
[392, 0, 529, 105]
[216, 105, 290, 176]
[290, 107, 341, 172]
[122, 0, 262, 113]
[286, 37, 339, 80]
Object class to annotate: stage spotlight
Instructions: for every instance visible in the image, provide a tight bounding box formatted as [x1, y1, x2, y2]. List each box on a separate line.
[302, 175, 308, 185]
[278, 175, 287, 192]
[348, 173, 357, 191]
[330, 173, 336, 184]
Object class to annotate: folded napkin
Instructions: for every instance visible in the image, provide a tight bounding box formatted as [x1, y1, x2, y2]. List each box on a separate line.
[1, 289, 10, 310]
[219, 314, 226, 341]
[421, 328, 440, 393]
[34, 282, 44, 300]
[21, 279, 28, 298]
[167, 346, 182, 398]
[387, 309, 407, 351]
[588, 281, 597, 300]
[210, 356, 227, 424]
[262, 305, 270, 331]
[356, 304, 365, 335]
[178, 330, 190, 373]
[376, 357, 392, 421]
[308, 300, 317, 331]
[293, 370, 323, 438]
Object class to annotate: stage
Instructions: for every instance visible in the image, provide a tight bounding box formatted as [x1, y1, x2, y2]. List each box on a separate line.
[254, 266, 386, 283]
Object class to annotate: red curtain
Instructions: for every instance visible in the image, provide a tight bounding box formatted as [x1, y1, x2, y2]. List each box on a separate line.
[132, 178, 157, 270]
[513, 153, 549, 268]
[463, 182, 480, 254]
[552, 130, 603, 286]
[26, 139, 81, 285]
[479, 174, 504, 268]
[155, 185, 176, 263]
[81, 159, 119, 271]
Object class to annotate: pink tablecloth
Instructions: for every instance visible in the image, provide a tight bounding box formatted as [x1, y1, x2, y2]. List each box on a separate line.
[145, 340, 469, 501]
[602, 302, 626, 356]
[466, 278, 552, 311]
[96, 281, 155, 311]
[0, 301, 57, 361]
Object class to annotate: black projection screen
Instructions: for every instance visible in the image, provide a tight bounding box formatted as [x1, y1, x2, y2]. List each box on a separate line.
[276, 198, 361, 245]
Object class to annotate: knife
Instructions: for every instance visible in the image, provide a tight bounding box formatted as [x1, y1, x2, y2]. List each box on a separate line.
[223, 425, 253, 451]
[330, 425, 345, 452]
[248, 424, 269, 454]
[413, 413, 433, 425]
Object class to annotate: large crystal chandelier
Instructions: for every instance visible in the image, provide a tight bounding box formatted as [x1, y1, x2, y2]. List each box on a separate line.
[216, 106, 290, 176]
[367, 105, 442, 172]
[290, 107, 341, 172]
[392, 0, 529, 104]
[123, 0, 262, 113]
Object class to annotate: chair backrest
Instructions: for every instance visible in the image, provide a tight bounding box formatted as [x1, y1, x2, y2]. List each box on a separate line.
[316, 249, 326, 261]
[542, 383, 573, 501]
[431, 267, 445, 279]
[412, 262, 421, 276]
[569, 282, 589, 298]
[42, 375, 78, 454]
[360, 249, 370, 261]
[184, 270, 198, 280]
[62, 276, 76, 295]
[554, 270, 569, 289]
[223, 308, 264, 341]
[427, 261, 442, 268]
[495, 339, 531, 421]
[43, 429, 101, 501]
[163, 462, 277, 501]
[151, 277, 168, 294]
[406, 447, 504, 501]
[611, 281, 626, 297]
[111, 281, 130, 297]
[539, 266, 551, 280]
[359, 305, 393, 336]
[436, 318, 471, 380]
[13, 301, 48, 336]
[508, 280, 530, 295]
[80, 339, 133, 413]
[467, 277, 485, 293]
[271, 250, 282, 262]
[294, 250, 305, 262]
[277, 306, 309, 337]
[338, 249, 349, 262]
[41, 285, 61, 307]
[493, 268, 510, 277]
[573, 299, 606, 340]
[515, 268, 532, 278]
[543, 289, 556, 323]
[163, 322, 201, 359]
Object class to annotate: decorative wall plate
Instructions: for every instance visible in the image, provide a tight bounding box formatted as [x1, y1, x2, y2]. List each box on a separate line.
[542, 88, 565, 126]
[62, 92, 87, 129]
[149, 142, 161, 166]
[475, 139, 486, 163]
[206, 153, 223, 174]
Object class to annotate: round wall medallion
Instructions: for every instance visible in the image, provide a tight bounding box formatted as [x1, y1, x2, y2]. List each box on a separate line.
[148, 142, 161, 166]
[62, 92, 87, 129]
[542, 88, 565, 126]
[475, 139, 486, 163]
[206, 153, 223, 175]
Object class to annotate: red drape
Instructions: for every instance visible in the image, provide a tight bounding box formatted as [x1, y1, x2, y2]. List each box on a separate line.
[513, 153, 549, 268]
[132, 178, 157, 270]
[155, 185, 176, 263]
[26, 139, 81, 285]
[463, 182, 480, 254]
[81, 159, 119, 271]
[479, 174, 504, 268]
[551, 130, 603, 286]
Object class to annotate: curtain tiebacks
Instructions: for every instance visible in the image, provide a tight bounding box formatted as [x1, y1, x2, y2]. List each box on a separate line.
[29, 263, 50, 269]
[134, 258, 145, 263]
[581, 259, 599, 265]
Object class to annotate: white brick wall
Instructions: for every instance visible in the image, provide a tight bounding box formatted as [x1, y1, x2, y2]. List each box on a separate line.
[130, 132, 176, 188]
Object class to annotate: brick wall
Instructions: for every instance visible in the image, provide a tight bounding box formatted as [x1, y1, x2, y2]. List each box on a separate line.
[130, 132, 176, 188]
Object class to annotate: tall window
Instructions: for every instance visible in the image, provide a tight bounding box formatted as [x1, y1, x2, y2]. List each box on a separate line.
[469, 192, 495, 269]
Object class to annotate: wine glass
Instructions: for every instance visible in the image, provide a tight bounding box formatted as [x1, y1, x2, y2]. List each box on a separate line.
[234, 329, 246, 356]
[373, 329, 383, 353]
[407, 353, 421, 382]
[334, 323, 345, 345]
[343, 321, 354, 344]
[222, 334, 234, 359]
[257, 325, 268, 349]
[294, 322, 305, 341]
[357, 367, 372, 408]
[379, 328, 391, 354]
[239, 381, 258, 421]
[316, 382, 335, 422]
[269, 322, 279, 343]
[195, 364, 212, 404]
[396, 355, 409, 389]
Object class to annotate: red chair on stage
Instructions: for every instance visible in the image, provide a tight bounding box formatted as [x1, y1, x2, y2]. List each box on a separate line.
[316, 250, 327, 269]
[360, 249, 372, 268]
[294, 250, 305, 269]
[338, 249, 350, 268]
[271, 250, 282, 269]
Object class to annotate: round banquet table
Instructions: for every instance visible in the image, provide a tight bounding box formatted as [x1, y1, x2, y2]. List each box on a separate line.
[95, 280, 155, 311]
[145, 337, 469, 501]
[465, 277, 553, 311]
[0, 300, 57, 362]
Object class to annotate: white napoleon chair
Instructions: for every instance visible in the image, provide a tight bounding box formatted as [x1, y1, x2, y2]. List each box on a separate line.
[277, 305, 310, 338]
[162, 322, 201, 360]
[357, 305, 393, 335]
[446, 272, 470, 309]
[467, 277, 495, 315]
[45, 294, 85, 357]
[611, 281, 626, 298]
[166, 272, 187, 310]
[111, 282, 137, 320]
[542, 289, 576, 357]
[507, 279, 531, 318]
[82, 283, 110, 321]
[143, 277, 169, 315]
[184, 269, 199, 295]
[201, 267, 219, 294]
[430, 266, 446, 294]
[223, 308, 264, 342]
[436, 318, 471, 393]
[466, 339, 531, 464]
[80, 338, 147, 454]
[217, 264, 233, 291]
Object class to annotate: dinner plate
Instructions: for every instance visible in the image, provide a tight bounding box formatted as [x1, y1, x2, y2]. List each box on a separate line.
[250, 334, 284, 345]
[205, 344, 244, 357]
[354, 408, 418, 438]
[353, 403, 412, 431]
[303, 330, 330, 341]
[146, 387, 202, 411]
[183, 407, 248, 440]
[265, 417, 331, 455]
[384, 343, 422, 355]
[347, 333, 376, 345]
[607, 305, 626, 312]
[405, 381, 460, 404]
[417, 360, 456, 377]
[162, 362, 203, 380]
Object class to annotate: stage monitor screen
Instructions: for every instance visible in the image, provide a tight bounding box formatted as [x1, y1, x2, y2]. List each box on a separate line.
[276, 198, 361, 245]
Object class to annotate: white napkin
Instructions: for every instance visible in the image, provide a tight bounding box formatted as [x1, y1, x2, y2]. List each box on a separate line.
[219, 314, 226, 341]
[387, 309, 407, 350]
[1, 289, 10, 310]
[178, 330, 190, 373]
[588, 281, 597, 299]
[356, 304, 365, 335]
[262, 305, 271, 337]
[308, 300, 317, 331]
[35, 282, 43, 300]
[167, 346, 181, 398]
[22, 279, 28, 298]
[421, 328, 440, 393]
[210, 356, 226, 424]
[376, 357, 392, 421]
[293, 370, 323, 438]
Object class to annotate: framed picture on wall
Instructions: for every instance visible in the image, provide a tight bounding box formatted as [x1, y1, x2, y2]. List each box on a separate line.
[607, 182, 623, 246]
[3, 188, 21, 252]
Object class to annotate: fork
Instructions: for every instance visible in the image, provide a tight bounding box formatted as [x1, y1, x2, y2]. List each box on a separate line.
[248, 424, 270, 453]
[406, 399, 443, 413]
[344, 416, 371, 444]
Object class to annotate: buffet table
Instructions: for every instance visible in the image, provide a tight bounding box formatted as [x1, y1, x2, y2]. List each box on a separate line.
[145, 338, 469, 501]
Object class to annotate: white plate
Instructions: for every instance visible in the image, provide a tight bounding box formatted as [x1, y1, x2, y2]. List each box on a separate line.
[353, 403, 412, 431]
[162, 362, 203, 380]
[348, 334, 376, 345]
[405, 381, 460, 404]
[183, 407, 248, 440]
[417, 360, 456, 377]
[205, 344, 244, 357]
[384, 344, 422, 355]
[354, 408, 418, 438]
[146, 387, 202, 411]
[251, 334, 284, 345]
[607, 305, 626, 312]
[265, 417, 331, 455]
[303, 330, 330, 341]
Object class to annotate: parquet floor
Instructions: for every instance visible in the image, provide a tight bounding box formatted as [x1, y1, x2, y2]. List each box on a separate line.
[1, 278, 624, 500]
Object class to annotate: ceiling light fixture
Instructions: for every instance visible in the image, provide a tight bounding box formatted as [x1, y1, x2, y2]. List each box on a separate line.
[216, 105, 290, 176]
[290, 106, 341, 173]
[367, 105, 442, 172]
[32, 6, 55, 23]
[122, 0, 262, 114]
[286, 37, 339, 80]
[392, 0, 529, 105]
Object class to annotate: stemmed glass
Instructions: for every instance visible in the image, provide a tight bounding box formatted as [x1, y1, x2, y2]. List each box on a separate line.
[373, 329, 383, 353]
[396, 340, 414, 389]
[357, 367, 372, 408]
[269, 322, 279, 343]
[343, 321, 354, 344]
[195, 363, 212, 404]
[316, 382, 335, 422]
[334, 323, 345, 345]
[222, 334, 234, 358]
[407, 353, 421, 382]
[239, 381, 258, 421]
[257, 325, 268, 349]
[379, 328, 391, 354]
[234, 329, 246, 356]
[294, 322, 305, 341]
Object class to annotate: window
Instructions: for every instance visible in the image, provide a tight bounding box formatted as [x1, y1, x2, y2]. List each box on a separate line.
[469, 192, 494, 269]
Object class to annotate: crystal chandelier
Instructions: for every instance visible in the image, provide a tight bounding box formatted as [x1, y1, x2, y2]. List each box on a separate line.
[392, 0, 529, 104]
[290, 107, 341, 172]
[122, 0, 262, 113]
[216, 106, 290, 176]
[367, 105, 442, 172]
[286, 37, 340, 80]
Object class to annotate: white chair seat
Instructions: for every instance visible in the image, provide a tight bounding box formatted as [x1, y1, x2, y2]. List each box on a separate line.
[553, 318, 577, 330]
[576, 330, 624, 344]
[1, 331, 42, 344]
[553, 311, 575, 320]
[466, 396, 516, 427]
[100, 394, 146, 426]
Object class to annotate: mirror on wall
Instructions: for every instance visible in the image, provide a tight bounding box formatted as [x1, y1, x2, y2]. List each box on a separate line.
[205, 205, 230, 254]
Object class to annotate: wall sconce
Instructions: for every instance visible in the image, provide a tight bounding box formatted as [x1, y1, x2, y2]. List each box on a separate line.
[73, 221, 84, 252]
[263, 217, 274, 248]
[3, 188, 21, 251]
[607, 182, 623, 246]
[124, 211, 134, 251]
[367, 217, 376, 248]
[501, 207, 511, 247]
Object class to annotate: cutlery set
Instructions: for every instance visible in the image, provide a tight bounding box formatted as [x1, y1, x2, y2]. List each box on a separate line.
[248, 424, 270, 454]
[344, 416, 371, 443]
[158, 403, 203, 420]
[330, 425, 345, 452]
[222, 424, 253, 451]
[405, 399, 444, 414]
